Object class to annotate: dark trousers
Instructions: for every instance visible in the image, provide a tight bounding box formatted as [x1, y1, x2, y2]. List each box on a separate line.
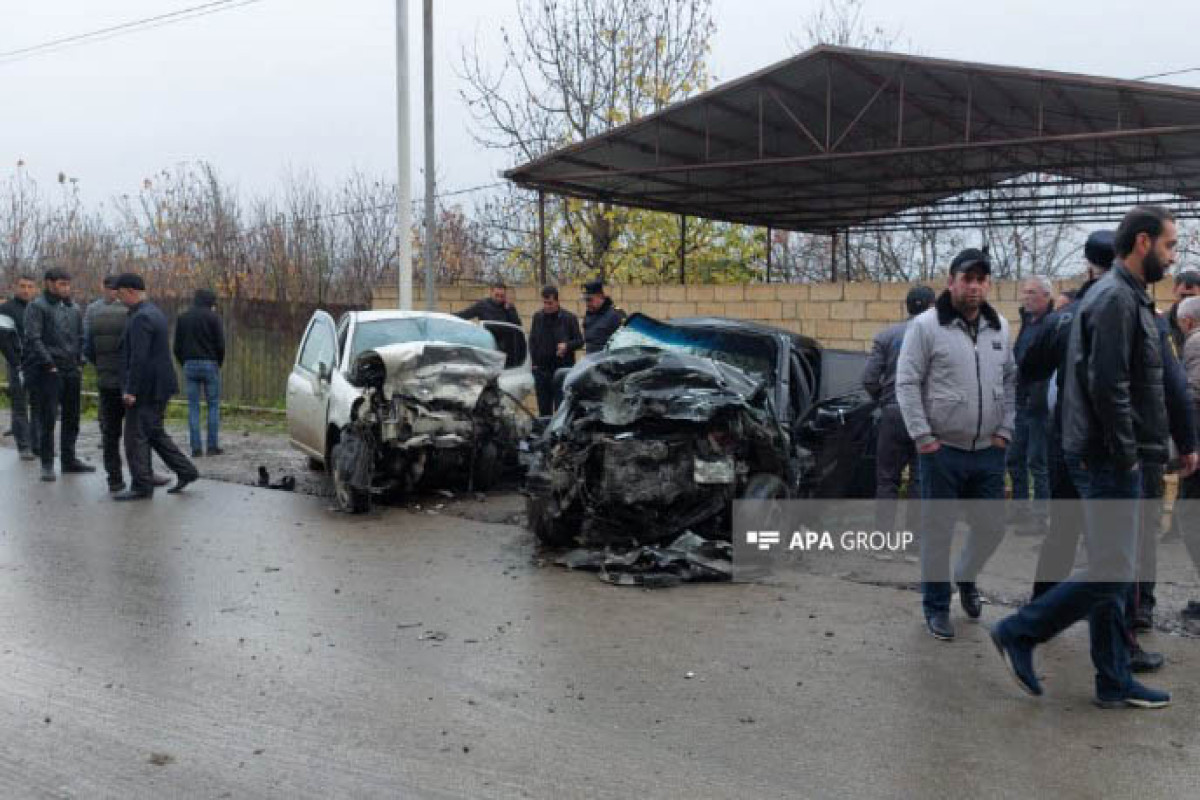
[98, 387, 126, 486]
[183, 359, 221, 452]
[1171, 471, 1200, 575]
[27, 369, 81, 468]
[1136, 463, 1164, 614]
[5, 360, 32, 451]
[918, 445, 1007, 614]
[534, 367, 557, 417]
[1032, 433, 1084, 598]
[999, 460, 1139, 699]
[1007, 406, 1050, 512]
[125, 400, 198, 494]
[874, 404, 920, 532]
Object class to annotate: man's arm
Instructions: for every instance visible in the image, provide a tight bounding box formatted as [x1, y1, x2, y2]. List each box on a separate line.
[1159, 320, 1196, 455]
[998, 321, 1017, 443]
[1019, 311, 1067, 382]
[861, 329, 888, 401]
[124, 314, 150, 398]
[455, 300, 484, 320]
[566, 312, 584, 352]
[213, 313, 226, 368]
[1086, 292, 1138, 469]
[172, 315, 185, 366]
[22, 303, 53, 370]
[506, 305, 521, 326]
[895, 319, 934, 447]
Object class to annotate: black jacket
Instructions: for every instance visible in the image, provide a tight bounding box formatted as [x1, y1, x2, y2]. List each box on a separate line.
[861, 319, 909, 407]
[124, 301, 180, 403]
[84, 298, 129, 390]
[23, 290, 83, 375]
[1061, 264, 1170, 469]
[1013, 308, 1051, 415]
[583, 298, 626, 354]
[0, 295, 28, 367]
[529, 308, 583, 371]
[456, 297, 521, 326]
[173, 302, 225, 366]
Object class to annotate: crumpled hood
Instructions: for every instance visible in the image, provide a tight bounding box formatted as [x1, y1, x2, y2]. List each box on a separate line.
[361, 341, 506, 408]
[553, 346, 764, 429]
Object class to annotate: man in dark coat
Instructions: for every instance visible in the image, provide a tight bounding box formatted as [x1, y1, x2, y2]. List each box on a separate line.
[23, 267, 93, 481]
[174, 288, 226, 457]
[84, 275, 131, 490]
[528, 285, 583, 415]
[456, 281, 521, 325]
[0, 274, 37, 460]
[581, 280, 625, 354]
[112, 273, 199, 501]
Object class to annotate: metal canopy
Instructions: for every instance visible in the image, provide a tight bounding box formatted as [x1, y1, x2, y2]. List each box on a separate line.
[504, 46, 1200, 233]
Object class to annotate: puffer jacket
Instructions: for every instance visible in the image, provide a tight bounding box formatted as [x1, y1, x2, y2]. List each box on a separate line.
[895, 290, 1017, 451]
[1061, 263, 1168, 469]
[84, 298, 129, 390]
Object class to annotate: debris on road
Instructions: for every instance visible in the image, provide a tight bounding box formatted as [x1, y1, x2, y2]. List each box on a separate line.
[555, 531, 731, 588]
[256, 466, 295, 491]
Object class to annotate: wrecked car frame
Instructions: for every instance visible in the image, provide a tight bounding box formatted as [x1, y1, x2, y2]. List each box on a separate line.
[524, 314, 876, 547]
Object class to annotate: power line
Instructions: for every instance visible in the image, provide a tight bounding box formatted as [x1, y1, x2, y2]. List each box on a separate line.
[1134, 66, 1200, 81]
[0, 0, 266, 65]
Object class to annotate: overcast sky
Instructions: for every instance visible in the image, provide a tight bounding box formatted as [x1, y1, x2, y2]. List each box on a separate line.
[3, 0, 1199, 208]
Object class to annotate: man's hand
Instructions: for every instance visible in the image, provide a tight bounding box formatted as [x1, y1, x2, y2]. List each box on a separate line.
[917, 440, 941, 455]
[556, 342, 567, 357]
[122, 393, 136, 408]
[1181, 451, 1199, 478]
[991, 435, 1008, 450]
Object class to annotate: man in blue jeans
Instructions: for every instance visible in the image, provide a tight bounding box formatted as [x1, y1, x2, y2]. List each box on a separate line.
[896, 248, 1017, 641]
[1007, 277, 1054, 534]
[173, 288, 225, 457]
[991, 205, 1196, 709]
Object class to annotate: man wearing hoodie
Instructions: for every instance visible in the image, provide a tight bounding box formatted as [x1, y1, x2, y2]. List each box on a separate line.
[896, 248, 1017, 641]
[174, 288, 226, 457]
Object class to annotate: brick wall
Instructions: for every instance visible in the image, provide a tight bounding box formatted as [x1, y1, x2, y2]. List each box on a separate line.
[373, 280, 1175, 351]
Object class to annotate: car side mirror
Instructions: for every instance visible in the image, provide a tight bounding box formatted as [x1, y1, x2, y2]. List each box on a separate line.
[317, 361, 332, 383]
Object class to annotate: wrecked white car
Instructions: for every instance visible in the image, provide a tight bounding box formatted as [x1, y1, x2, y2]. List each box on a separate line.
[287, 310, 533, 512]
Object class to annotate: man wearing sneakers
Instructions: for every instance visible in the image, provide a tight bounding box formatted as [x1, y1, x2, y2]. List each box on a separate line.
[991, 205, 1187, 709]
[896, 248, 1016, 641]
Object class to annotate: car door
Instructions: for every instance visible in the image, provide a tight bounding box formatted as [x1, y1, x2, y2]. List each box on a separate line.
[286, 310, 339, 458]
[482, 320, 534, 401]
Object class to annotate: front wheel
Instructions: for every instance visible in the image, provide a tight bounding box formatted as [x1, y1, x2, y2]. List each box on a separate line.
[330, 437, 371, 514]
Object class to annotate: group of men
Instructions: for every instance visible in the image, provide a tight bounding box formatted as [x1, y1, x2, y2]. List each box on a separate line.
[457, 278, 625, 416]
[865, 204, 1200, 709]
[1, 270, 227, 502]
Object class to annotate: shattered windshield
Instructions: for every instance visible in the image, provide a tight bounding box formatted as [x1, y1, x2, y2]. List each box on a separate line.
[351, 318, 497, 361]
[607, 315, 774, 380]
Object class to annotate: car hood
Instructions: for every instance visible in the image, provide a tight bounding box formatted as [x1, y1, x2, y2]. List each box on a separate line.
[359, 342, 507, 408]
[552, 346, 765, 429]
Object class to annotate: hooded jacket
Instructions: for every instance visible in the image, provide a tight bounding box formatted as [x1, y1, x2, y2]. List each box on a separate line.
[895, 290, 1017, 452]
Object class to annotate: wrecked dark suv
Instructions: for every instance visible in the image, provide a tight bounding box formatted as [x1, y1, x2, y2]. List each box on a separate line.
[524, 314, 877, 547]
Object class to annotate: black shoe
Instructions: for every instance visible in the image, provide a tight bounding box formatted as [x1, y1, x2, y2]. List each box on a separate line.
[958, 582, 983, 619]
[112, 489, 152, 502]
[108, 481, 126, 493]
[989, 623, 1043, 696]
[925, 611, 955, 641]
[1183, 601, 1200, 620]
[61, 460, 96, 474]
[1130, 647, 1164, 673]
[207, 447, 224, 456]
[19, 449, 36, 462]
[167, 474, 198, 494]
[1094, 680, 1170, 709]
[40, 465, 56, 482]
[1132, 606, 1154, 631]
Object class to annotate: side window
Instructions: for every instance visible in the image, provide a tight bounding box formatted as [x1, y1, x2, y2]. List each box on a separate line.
[298, 322, 337, 373]
[790, 352, 813, 421]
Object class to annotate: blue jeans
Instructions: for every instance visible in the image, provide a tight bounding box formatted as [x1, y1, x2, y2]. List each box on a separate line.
[184, 360, 221, 452]
[918, 445, 1007, 614]
[999, 460, 1140, 699]
[1007, 407, 1050, 509]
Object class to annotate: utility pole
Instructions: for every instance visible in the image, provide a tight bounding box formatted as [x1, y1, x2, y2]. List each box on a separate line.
[396, 0, 413, 310]
[422, 0, 436, 310]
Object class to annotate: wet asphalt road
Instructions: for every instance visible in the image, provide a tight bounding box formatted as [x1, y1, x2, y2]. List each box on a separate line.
[2, 448, 1200, 799]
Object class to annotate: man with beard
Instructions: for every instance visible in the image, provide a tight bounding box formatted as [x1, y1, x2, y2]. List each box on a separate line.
[896, 249, 1016, 641]
[991, 206, 1187, 709]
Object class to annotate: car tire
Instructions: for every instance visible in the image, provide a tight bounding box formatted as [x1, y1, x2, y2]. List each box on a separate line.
[471, 442, 499, 491]
[307, 456, 324, 471]
[330, 441, 370, 514]
[526, 494, 580, 548]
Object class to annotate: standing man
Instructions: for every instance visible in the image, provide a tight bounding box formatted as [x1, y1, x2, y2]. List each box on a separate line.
[991, 205, 1188, 709]
[896, 249, 1016, 640]
[23, 267, 93, 481]
[456, 280, 522, 325]
[1170, 296, 1200, 621]
[1167, 270, 1200, 354]
[84, 275, 130, 491]
[0, 274, 38, 461]
[112, 274, 199, 501]
[174, 288, 226, 457]
[581, 279, 625, 354]
[528, 286, 583, 416]
[1008, 277, 1055, 535]
[862, 285, 935, 533]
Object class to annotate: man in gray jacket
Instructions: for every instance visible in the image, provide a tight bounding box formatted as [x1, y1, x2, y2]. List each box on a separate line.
[862, 285, 935, 533]
[896, 248, 1017, 640]
[84, 275, 130, 491]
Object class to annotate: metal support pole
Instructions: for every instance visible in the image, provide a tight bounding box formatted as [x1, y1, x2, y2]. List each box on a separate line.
[395, 0, 412, 310]
[766, 226, 772, 283]
[679, 215, 687, 285]
[538, 191, 547, 286]
[422, 0, 435, 310]
[830, 230, 838, 282]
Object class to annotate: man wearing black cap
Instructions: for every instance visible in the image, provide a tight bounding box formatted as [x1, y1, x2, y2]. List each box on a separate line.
[991, 206, 1189, 709]
[23, 267, 93, 481]
[112, 273, 199, 501]
[581, 279, 625, 354]
[896, 248, 1016, 641]
[84, 275, 131, 491]
[528, 285, 583, 415]
[862, 285, 935, 533]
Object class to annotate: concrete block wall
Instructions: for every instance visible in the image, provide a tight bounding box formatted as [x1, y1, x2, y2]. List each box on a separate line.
[374, 279, 1171, 350]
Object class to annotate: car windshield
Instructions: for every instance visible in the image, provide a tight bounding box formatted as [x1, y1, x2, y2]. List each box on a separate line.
[351, 317, 498, 360]
[607, 315, 774, 380]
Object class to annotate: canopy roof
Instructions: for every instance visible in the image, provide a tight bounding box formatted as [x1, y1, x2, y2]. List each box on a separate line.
[505, 46, 1200, 233]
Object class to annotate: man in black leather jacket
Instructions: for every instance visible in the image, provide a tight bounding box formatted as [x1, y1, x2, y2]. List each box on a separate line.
[992, 206, 1196, 709]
